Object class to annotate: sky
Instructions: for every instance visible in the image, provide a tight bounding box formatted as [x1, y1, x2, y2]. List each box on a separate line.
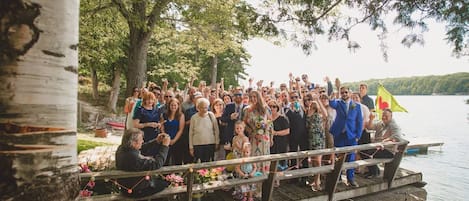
[241, 20, 468, 88]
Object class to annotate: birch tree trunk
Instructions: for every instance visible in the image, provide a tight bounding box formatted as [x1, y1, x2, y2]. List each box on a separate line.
[91, 66, 99, 100]
[210, 55, 218, 88]
[108, 66, 121, 113]
[0, 0, 80, 200]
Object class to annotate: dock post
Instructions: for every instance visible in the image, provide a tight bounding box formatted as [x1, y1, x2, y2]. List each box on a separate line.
[383, 142, 408, 188]
[262, 160, 278, 201]
[325, 153, 347, 201]
[186, 169, 194, 201]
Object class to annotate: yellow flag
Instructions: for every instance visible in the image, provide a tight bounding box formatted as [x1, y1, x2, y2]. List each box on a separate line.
[375, 84, 408, 119]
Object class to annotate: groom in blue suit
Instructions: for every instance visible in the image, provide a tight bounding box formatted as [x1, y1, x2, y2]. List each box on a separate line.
[329, 86, 363, 187]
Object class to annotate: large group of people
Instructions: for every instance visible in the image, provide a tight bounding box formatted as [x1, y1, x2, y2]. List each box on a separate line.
[117, 74, 406, 199]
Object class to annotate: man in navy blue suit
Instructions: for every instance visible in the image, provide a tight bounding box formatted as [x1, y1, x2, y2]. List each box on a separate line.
[329, 86, 363, 187]
[221, 88, 247, 155]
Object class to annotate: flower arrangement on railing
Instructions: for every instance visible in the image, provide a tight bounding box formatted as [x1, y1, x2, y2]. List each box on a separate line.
[164, 173, 185, 187]
[194, 167, 226, 184]
[79, 164, 94, 197]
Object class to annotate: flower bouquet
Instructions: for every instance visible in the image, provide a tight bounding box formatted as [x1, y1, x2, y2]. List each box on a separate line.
[194, 167, 226, 185]
[79, 164, 94, 197]
[253, 116, 273, 141]
[164, 173, 185, 187]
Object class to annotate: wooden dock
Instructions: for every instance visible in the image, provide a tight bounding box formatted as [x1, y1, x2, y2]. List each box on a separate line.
[406, 142, 444, 155]
[200, 168, 423, 201]
[80, 141, 427, 201]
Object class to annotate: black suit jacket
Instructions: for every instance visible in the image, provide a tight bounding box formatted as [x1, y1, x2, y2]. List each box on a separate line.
[220, 102, 246, 144]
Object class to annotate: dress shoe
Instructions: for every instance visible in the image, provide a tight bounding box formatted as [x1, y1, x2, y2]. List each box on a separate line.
[349, 180, 359, 187]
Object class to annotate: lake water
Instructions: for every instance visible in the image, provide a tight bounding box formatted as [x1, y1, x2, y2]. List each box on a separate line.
[383, 96, 469, 201]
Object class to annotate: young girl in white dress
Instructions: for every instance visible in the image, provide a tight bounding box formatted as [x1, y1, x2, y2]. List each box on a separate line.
[232, 121, 250, 159]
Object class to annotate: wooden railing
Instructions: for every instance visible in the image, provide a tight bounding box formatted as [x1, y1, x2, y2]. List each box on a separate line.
[79, 141, 408, 201]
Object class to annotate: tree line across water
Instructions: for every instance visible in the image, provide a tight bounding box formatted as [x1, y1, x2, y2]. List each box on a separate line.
[78, 0, 469, 112]
[347, 72, 469, 95]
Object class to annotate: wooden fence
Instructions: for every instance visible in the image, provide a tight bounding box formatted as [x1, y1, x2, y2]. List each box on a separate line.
[79, 141, 408, 201]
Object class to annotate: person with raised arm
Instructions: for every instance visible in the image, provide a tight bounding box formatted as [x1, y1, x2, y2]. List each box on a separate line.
[364, 108, 406, 178]
[328, 86, 363, 187]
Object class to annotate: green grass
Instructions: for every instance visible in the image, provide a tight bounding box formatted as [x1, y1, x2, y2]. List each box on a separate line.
[77, 139, 114, 154]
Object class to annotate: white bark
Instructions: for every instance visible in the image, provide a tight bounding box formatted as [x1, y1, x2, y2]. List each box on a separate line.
[0, 0, 78, 130]
[108, 66, 121, 113]
[0, 0, 80, 200]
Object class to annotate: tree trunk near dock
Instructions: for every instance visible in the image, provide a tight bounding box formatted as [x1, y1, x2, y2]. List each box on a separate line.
[125, 26, 150, 97]
[111, 0, 171, 97]
[91, 67, 99, 100]
[0, 0, 80, 200]
[210, 55, 218, 88]
[108, 66, 121, 113]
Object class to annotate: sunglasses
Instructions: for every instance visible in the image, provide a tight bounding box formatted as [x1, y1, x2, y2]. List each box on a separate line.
[233, 93, 242, 97]
[165, 95, 173, 98]
[304, 99, 312, 101]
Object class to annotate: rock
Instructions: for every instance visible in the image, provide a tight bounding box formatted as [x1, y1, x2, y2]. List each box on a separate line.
[78, 145, 118, 171]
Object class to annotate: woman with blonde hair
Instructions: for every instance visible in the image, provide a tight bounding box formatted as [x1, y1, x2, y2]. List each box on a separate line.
[124, 87, 140, 129]
[243, 90, 272, 174]
[304, 93, 327, 191]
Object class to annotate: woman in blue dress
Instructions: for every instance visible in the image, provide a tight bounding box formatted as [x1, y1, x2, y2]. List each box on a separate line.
[133, 91, 161, 157]
[160, 98, 185, 165]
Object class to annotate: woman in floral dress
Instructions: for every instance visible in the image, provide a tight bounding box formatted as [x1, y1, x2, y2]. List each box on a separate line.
[304, 93, 327, 190]
[243, 90, 272, 174]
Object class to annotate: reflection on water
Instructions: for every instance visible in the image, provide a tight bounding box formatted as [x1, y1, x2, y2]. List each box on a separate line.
[389, 96, 469, 201]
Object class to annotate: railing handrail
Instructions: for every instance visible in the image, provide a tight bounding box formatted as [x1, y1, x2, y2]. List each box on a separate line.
[79, 141, 409, 201]
[79, 141, 406, 180]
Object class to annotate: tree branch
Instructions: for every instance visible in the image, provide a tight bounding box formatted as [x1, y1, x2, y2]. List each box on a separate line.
[346, 0, 392, 30]
[112, 0, 131, 21]
[313, 0, 343, 22]
[271, 0, 342, 25]
[147, 0, 171, 31]
[82, 3, 114, 15]
[160, 17, 210, 40]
